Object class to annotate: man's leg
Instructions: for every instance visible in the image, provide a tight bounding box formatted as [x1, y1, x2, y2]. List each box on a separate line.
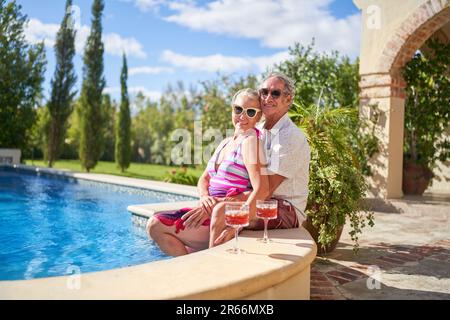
[209, 202, 236, 247]
[245, 200, 299, 231]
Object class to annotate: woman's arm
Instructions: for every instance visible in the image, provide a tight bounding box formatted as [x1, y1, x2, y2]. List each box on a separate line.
[197, 169, 211, 197]
[242, 135, 269, 221]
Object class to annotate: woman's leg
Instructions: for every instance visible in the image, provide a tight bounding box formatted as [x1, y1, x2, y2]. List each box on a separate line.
[147, 215, 210, 257]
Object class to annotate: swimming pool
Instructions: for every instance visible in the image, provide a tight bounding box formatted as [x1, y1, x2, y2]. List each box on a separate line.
[0, 166, 195, 281]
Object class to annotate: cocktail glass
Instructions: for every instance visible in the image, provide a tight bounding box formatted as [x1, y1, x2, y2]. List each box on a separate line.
[225, 203, 249, 254]
[256, 199, 278, 243]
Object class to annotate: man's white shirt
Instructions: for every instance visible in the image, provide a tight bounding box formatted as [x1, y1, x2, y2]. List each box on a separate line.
[257, 113, 310, 219]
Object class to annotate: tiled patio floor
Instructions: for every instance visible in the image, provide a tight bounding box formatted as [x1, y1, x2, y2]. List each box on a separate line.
[310, 192, 450, 300]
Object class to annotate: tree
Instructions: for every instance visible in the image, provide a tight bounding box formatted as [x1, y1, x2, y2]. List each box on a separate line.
[131, 93, 158, 163]
[61, 97, 81, 160]
[101, 94, 116, 161]
[28, 105, 49, 162]
[78, 0, 106, 172]
[115, 53, 131, 172]
[275, 41, 359, 108]
[44, 0, 77, 167]
[153, 98, 175, 164]
[198, 75, 234, 137]
[197, 74, 257, 166]
[0, 0, 46, 153]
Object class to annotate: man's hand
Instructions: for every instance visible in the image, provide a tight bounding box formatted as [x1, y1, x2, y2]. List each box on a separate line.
[181, 207, 210, 229]
[199, 195, 218, 215]
[213, 227, 236, 246]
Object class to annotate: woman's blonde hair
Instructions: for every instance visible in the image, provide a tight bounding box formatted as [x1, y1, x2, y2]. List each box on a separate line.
[231, 88, 260, 106]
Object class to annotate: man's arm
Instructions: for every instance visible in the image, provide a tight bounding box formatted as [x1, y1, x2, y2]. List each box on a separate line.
[219, 173, 285, 202]
[266, 173, 286, 198]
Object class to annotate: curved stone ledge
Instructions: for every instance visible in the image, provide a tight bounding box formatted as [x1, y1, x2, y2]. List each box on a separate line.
[0, 227, 316, 299]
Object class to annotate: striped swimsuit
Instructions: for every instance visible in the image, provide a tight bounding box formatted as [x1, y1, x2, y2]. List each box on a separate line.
[154, 128, 260, 234]
[207, 128, 259, 197]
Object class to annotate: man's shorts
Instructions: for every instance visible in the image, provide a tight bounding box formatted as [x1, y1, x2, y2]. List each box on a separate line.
[246, 198, 299, 230]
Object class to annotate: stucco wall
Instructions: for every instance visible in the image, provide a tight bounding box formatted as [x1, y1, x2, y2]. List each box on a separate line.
[355, 0, 438, 74]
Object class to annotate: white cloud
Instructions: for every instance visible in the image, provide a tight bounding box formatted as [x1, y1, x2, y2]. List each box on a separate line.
[122, 0, 192, 12]
[129, 66, 175, 75]
[24, 19, 59, 47]
[25, 19, 147, 59]
[105, 86, 162, 102]
[132, 0, 167, 12]
[161, 49, 290, 73]
[163, 0, 361, 57]
[104, 33, 147, 58]
[161, 50, 249, 72]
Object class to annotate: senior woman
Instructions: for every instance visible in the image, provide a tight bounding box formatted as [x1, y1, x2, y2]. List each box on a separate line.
[147, 88, 268, 256]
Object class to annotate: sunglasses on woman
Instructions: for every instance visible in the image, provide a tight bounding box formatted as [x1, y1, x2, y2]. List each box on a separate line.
[233, 105, 261, 118]
[259, 88, 286, 99]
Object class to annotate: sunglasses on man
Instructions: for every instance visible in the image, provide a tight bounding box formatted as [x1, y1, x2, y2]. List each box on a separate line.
[259, 88, 288, 99]
[233, 105, 262, 118]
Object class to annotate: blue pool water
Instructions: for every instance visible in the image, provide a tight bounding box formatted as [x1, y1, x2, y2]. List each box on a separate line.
[0, 167, 195, 281]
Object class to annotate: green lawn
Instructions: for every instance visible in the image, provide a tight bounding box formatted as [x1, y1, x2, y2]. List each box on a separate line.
[25, 159, 204, 182]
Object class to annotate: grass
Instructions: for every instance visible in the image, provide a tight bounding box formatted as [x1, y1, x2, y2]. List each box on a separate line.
[25, 159, 204, 182]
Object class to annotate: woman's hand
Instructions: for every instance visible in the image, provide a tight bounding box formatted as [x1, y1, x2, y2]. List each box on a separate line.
[199, 195, 218, 215]
[181, 207, 210, 229]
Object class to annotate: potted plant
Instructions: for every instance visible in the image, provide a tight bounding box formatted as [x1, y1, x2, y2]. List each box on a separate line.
[290, 102, 375, 254]
[402, 39, 450, 195]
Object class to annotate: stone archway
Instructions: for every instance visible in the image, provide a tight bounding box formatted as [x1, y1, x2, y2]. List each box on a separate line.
[355, 0, 450, 198]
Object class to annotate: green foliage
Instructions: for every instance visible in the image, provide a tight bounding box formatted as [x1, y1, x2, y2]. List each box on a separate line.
[275, 41, 360, 108]
[115, 54, 131, 172]
[198, 75, 234, 136]
[131, 82, 198, 166]
[151, 99, 175, 165]
[78, 0, 106, 172]
[164, 167, 199, 186]
[129, 74, 252, 168]
[28, 105, 49, 161]
[44, 0, 77, 167]
[61, 97, 81, 159]
[0, 0, 46, 152]
[290, 102, 374, 252]
[101, 94, 116, 161]
[197, 74, 258, 166]
[131, 93, 159, 163]
[199, 74, 257, 136]
[164, 81, 197, 166]
[403, 39, 450, 171]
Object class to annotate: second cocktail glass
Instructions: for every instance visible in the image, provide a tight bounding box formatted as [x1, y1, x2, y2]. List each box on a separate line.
[256, 199, 278, 243]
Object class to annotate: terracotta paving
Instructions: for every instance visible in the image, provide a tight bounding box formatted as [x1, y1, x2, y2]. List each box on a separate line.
[310, 238, 450, 300]
[307, 194, 450, 300]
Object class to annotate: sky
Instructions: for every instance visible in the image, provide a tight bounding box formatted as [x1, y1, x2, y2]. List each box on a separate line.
[17, 0, 361, 105]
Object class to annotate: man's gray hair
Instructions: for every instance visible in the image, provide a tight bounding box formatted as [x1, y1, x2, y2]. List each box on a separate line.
[231, 88, 260, 105]
[259, 72, 296, 98]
